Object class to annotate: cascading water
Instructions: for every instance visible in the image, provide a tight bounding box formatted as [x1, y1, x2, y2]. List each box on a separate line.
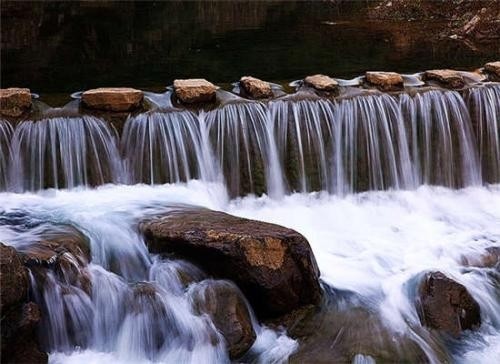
[122, 110, 219, 185]
[0, 119, 13, 189]
[399, 89, 482, 188]
[464, 84, 500, 183]
[7, 115, 123, 192]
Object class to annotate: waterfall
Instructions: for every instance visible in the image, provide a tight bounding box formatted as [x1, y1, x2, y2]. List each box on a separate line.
[8, 115, 123, 192]
[1, 85, 498, 194]
[465, 84, 500, 183]
[400, 89, 482, 188]
[0, 120, 13, 190]
[122, 110, 219, 185]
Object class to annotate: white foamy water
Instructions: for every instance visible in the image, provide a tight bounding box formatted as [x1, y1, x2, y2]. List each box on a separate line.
[1, 182, 499, 363]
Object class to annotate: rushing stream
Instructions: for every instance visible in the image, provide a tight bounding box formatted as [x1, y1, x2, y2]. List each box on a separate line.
[0, 82, 499, 363]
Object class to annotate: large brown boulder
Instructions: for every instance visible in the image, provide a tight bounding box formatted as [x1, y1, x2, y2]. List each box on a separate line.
[239, 76, 273, 99]
[365, 71, 404, 91]
[423, 69, 465, 89]
[0, 88, 32, 117]
[0, 243, 28, 311]
[140, 208, 322, 318]
[484, 61, 500, 81]
[417, 271, 481, 336]
[190, 280, 256, 359]
[81, 87, 143, 112]
[304, 74, 338, 92]
[173, 79, 218, 104]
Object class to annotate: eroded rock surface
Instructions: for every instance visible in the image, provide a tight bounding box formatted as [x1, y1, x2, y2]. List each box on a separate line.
[0, 88, 32, 117]
[417, 271, 481, 336]
[190, 280, 256, 359]
[173, 79, 218, 104]
[304, 74, 338, 92]
[423, 69, 465, 89]
[365, 71, 404, 91]
[140, 208, 322, 318]
[240, 76, 273, 99]
[484, 61, 500, 81]
[81, 87, 143, 112]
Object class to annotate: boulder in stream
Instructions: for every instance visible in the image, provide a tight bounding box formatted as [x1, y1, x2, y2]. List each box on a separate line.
[190, 280, 256, 359]
[365, 71, 404, 91]
[239, 76, 273, 99]
[140, 208, 322, 318]
[0, 88, 32, 117]
[173, 79, 218, 104]
[484, 61, 500, 81]
[303, 74, 338, 92]
[417, 271, 481, 336]
[81, 87, 144, 112]
[423, 69, 465, 89]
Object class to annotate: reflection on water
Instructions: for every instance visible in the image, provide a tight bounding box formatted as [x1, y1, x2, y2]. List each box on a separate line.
[1, 0, 497, 105]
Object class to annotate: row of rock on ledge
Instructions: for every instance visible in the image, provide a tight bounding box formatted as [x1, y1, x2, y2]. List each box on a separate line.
[1, 61, 499, 117]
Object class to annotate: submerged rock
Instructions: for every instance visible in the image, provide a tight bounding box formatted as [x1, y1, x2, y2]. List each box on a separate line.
[239, 76, 273, 99]
[190, 280, 256, 359]
[81, 87, 143, 111]
[423, 69, 465, 89]
[484, 61, 500, 81]
[0, 88, 32, 117]
[461, 247, 500, 268]
[304, 74, 338, 92]
[173, 79, 218, 104]
[365, 71, 404, 91]
[417, 271, 481, 336]
[140, 208, 322, 318]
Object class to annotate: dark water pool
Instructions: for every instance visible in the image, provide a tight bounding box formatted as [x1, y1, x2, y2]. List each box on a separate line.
[1, 1, 497, 105]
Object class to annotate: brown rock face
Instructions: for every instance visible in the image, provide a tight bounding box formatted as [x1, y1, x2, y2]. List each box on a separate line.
[81, 87, 143, 111]
[0, 243, 47, 364]
[190, 280, 256, 359]
[484, 61, 500, 81]
[173, 79, 218, 104]
[417, 271, 481, 336]
[140, 208, 322, 318]
[0, 243, 28, 311]
[0, 88, 32, 117]
[239, 76, 273, 99]
[304, 74, 338, 91]
[365, 71, 404, 91]
[423, 69, 465, 89]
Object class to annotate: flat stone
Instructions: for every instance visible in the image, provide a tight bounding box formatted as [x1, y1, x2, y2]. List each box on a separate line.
[140, 208, 322, 318]
[173, 79, 218, 104]
[423, 69, 465, 89]
[0, 88, 32, 117]
[484, 61, 500, 80]
[365, 71, 404, 91]
[81, 87, 143, 112]
[239, 76, 273, 99]
[417, 271, 481, 336]
[304, 74, 338, 91]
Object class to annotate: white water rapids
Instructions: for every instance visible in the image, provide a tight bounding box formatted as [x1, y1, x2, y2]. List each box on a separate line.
[0, 180, 499, 363]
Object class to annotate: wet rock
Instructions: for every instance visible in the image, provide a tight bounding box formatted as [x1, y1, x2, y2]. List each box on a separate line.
[81, 87, 143, 112]
[304, 74, 338, 92]
[365, 71, 404, 91]
[484, 61, 500, 81]
[173, 79, 218, 104]
[461, 247, 500, 268]
[423, 69, 465, 89]
[0, 243, 28, 311]
[417, 271, 481, 336]
[140, 208, 322, 318]
[239, 76, 273, 99]
[190, 280, 256, 359]
[0, 88, 32, 117]
[1, 302, 48, 364]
